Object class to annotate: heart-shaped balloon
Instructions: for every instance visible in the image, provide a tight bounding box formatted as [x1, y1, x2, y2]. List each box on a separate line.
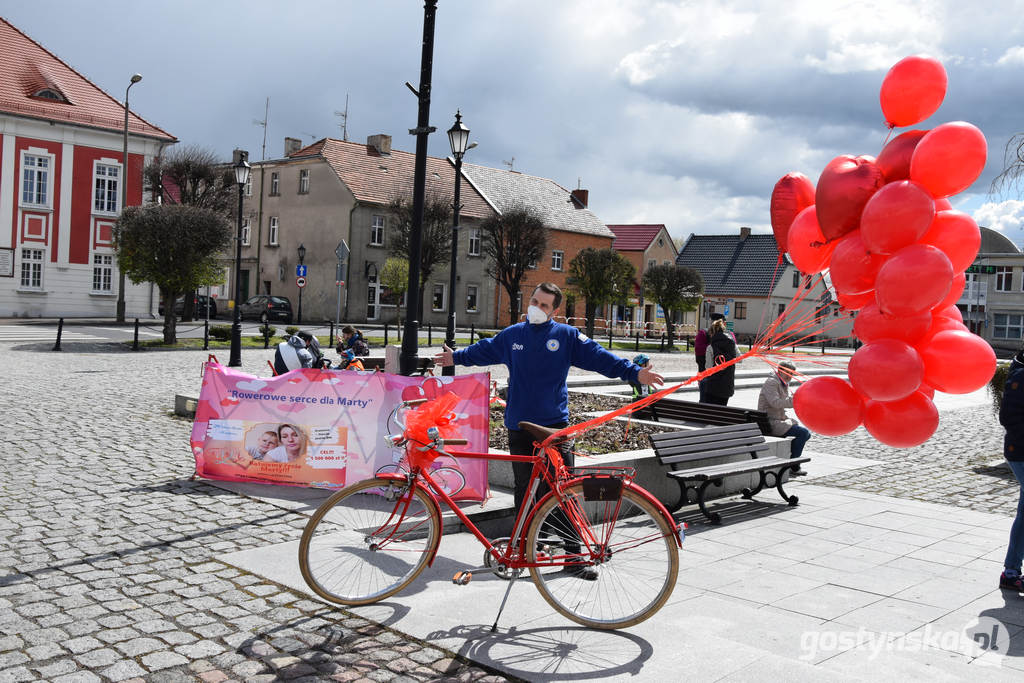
[875, 130, 928, 183]
[815, 155, 885, 242]
[770, 172, 816, 257]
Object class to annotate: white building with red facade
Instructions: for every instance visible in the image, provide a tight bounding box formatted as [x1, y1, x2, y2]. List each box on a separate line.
[0, 18, 176, 318]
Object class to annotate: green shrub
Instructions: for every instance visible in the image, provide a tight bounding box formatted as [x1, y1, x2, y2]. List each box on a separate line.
[476, 330, 494, 340]
[991, 362, 1010, 414]
[258, 324, 276, 338]
[209, 324, 232, 341]
[285, 326, 299, 337]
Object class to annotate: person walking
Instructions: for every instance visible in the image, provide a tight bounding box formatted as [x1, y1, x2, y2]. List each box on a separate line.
[998, 347, 1024, 592]
[702, 318, 738, 406]
[757, 361, 811, 470]
[434, 282, 663, 579]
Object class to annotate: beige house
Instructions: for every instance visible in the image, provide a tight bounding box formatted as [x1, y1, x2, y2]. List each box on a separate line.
[960, 227, 1024, 351]
[608, 224, 684, 333]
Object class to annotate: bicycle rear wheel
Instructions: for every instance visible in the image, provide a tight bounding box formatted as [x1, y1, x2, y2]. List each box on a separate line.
[299, 477, 440, 605]
[526, 483, 679, 629]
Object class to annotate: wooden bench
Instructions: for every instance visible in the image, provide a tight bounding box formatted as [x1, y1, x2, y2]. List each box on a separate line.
[634, 396, 772, 435]
[357, 356, 435, 376]
[649, 423, 810, 524]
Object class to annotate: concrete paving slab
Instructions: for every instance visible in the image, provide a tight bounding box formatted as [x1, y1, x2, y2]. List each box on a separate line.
[775, 584, 884, 621]
[891, 576, 995, 611]
[818, 637, 1021, 681]
[832, 597, 951, 634]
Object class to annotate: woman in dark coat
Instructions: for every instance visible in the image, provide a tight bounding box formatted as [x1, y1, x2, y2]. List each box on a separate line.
[702, 319, 737, 405]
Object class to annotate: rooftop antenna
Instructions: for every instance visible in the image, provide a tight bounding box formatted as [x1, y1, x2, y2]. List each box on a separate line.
[253, 97, 270, 161]
[577, 177, 582, 189]
[303, 132, 319, 142]
[334, 94, 349, 141]
[503, 156, 515, 171]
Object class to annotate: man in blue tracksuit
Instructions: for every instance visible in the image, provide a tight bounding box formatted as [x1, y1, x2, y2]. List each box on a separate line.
[435, 282, 663, 578]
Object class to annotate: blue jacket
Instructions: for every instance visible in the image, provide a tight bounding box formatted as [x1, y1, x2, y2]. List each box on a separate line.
[453, 320, 641, 429]
[1000, 357, 1024, 462]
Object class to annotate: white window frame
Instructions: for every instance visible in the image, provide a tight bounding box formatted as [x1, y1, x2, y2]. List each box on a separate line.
[298, 168, 310, 194]
[268, 217, 279, 246]
[527, 257, 538, 270]
[370, 215, 385, 246]
[244, 173, 252, 197]
[468, 227, 481, 256]
[20, 247, 44, 290]
[647, 259, 656, 270]
[996, 266, 1013, 292]
[92, 252, 114, 293]
[92, 162, 120, 215]
[20, 152, 52, 209]
[994, 313, 1024, 340]
[792, 271, 800, 288]
[734, 301, 747, 320]
[241, 217, 251, 246]
[551, 250, 563, 271]
[466, 284, 478, 313]
[269, 172, 279, 195]
[432, 282, 446, 312]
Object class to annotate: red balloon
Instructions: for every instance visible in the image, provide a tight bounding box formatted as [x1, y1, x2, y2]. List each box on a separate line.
[920, 329, 996, 393]
[934, 197, 953, 210]
[933, 271, 966, 311]
[918, 210, 981, 272]
[836, 289, 876, 311]
[816, 155, 885, 242]
[916, 315, 969, 348]
[793, 377, 864, 436]
[853, 302, 931, 345]
[771, 173, 816, 256]
[787, 206, 836, 274]
[860, 181, 935, 254]
[879, 56, 948, 128]
[848, 339, 924, 401]
[829, 231, 887, 295]
[875, 244, 953, 317]
[863, 391, 939, 448]
[934, 304, 963, 323]
[910, 122, 987, 198]
[918, 383, 936, 399]
[876, 130, 928, 182]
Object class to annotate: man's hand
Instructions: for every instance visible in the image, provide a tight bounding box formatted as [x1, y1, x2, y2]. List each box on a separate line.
[434, 344, 454, 367]
[638, 366, 664, 387]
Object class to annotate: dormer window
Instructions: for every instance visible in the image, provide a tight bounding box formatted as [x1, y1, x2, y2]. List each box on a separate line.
[32, 88, 68, 103]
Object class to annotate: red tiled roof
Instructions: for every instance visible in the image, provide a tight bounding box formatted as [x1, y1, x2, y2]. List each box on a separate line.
[0, 18, 175, 141]
[293, 138, 494, 219]
[608, 224, 667, 251]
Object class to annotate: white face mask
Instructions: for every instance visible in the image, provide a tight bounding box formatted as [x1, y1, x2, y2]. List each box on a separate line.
[526, 305, 548, 325]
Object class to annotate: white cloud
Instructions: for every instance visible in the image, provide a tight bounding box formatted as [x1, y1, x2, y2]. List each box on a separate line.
[997, 46, 1024, 65]
[973, 200, 1024, 236]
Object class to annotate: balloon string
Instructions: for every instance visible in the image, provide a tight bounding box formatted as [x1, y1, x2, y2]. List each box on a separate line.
[883, 125, 895, 147]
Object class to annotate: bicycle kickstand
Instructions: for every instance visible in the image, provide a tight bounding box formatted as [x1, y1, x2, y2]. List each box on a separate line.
[490, 568, 521, 633]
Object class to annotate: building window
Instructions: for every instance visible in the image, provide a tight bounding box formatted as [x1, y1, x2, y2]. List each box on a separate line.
[269, 172, 279, 196]
[996, 266, 1013, 292]
[370, 215, 385, 246]
[298, 169, 309, 194]
[21, 154, 50, 207]
[20, 248, 43, 289]
[804, 275, 813, 289]
[468, 227, 481, 256]
[93, 163, 120, 214]
[552, 250, 564, 271]
[792, 271, 800, 288]
[244, 173, 252, 197]
[777, 303, 786, 318]
[734, 301, 747, 320]
[994, 313, 1024, 339]
[241, 218, 251, 246]
[528, 258, 538, 270]
[648, 259, 656, 270]
[466, 285, 478, 312]
[92, 252, 113, 292]
[268, 217, 279, 246]
[432, 283, 446, 311]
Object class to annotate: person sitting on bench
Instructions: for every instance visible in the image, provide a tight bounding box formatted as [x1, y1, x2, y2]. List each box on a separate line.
[757, 362, 811, 470]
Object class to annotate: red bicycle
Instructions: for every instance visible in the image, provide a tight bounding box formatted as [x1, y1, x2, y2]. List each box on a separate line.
[299, 395, 682, 630]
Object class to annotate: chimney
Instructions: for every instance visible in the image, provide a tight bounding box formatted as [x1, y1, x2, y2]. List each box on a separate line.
[231, 149, 248, 164]
[367, 134, 392, 156]
[570, 188, 589, 208]
[740, 226, 751, 240]
[284, 137, 302, 156]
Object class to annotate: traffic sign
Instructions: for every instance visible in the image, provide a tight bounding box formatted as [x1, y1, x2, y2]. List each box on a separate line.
[336, 281, 345, 287]
[296, 276, 306, 288]
[335, 239, 350, 262]
[296, 264, 307, 278]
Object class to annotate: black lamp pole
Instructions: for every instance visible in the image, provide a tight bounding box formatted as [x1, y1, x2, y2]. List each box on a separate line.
[116, 73, 142, 323]
[297, 243, 306, 324]
[443, 111, 470, 377]
[229, 156, 251, 367]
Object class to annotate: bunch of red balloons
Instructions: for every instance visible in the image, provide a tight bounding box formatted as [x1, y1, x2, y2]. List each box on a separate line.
[769, 56, 997, 448]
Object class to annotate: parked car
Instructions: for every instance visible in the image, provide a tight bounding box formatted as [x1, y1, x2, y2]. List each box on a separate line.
[158, 293, 218, 318]
[239, 295, 293, 323]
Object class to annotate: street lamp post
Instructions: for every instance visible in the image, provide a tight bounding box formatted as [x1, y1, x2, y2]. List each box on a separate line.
[297, 243, 306, 324]
[443, 111, 471, 377]
[115, 73, 142, 323]
[229, 156, 251, 367]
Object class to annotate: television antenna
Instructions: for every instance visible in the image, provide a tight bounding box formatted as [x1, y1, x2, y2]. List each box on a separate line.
[252, 97, 270, 161]
[334, 94, 350, 141]
[503, 156, 515, 171]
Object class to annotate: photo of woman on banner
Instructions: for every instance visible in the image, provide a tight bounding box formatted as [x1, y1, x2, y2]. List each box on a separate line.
[266, 423, 308, 463]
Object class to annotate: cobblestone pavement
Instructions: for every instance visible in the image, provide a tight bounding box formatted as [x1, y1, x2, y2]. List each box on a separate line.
[0, 341, 514, 683]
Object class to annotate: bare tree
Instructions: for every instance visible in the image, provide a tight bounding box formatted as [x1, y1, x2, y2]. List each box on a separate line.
[990, 134, 1024, 200]
[386, 192, 453, 321]
[642, 264, 703, 348]
[567, 248, 635, 338]
[480, 204, 548, 326]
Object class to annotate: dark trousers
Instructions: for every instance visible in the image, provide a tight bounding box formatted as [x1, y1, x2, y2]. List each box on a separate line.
[508, 423, 579, 551]
[704, 393, 730, 406]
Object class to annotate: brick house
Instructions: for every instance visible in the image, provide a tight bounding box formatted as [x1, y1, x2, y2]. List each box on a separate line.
[0, 18, 176, 317]
[607, 224, 682, 333]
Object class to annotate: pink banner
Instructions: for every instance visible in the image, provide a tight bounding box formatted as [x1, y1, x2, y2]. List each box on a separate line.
[190, 363, 491, 500]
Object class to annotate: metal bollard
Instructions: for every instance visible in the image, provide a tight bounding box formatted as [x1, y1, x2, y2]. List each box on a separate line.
[660, 334, 665, 352]
[53, 317, 63, 351]
[428, 323, 432, 346]
[822, 340, 826, 355]
[263, 324, 270, 349]
[384, 322, 389, 346]
[133, 318, 140, 351]
[328, 321, 335, 347]
[470, 324, 475, 344]
[608, 328, 613, 349]
[635, 332, 640, 351]
[203, 319, 209, 350]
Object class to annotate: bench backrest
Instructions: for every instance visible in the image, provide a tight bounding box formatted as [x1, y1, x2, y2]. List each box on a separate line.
[639, 397, 771, 435]
[359, 356, 435, 376]
[649, 423, 768, 467]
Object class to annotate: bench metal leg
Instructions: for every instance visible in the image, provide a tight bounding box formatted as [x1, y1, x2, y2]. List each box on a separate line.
[764, 467, 800, 507]
[696, 479, 724, 524]
[741, 470, 768, 499]
[668, 479, 692, 514]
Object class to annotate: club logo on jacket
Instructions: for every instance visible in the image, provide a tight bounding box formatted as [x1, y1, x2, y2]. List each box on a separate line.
[546, 339, 559, 352]
[512, 343, 524, 351]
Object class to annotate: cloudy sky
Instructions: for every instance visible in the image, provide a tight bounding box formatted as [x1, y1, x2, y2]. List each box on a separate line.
[8, 1, 1024, 244]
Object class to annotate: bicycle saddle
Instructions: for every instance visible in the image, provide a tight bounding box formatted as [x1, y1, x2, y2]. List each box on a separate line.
[518, 422, 569, 446]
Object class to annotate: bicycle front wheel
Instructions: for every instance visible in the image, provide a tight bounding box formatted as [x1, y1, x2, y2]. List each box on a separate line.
[299, 477, 440, 606]
[526, 483, 679, 629]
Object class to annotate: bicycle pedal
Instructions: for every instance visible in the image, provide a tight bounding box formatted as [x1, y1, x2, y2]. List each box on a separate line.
[452, 571, 472, 585]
